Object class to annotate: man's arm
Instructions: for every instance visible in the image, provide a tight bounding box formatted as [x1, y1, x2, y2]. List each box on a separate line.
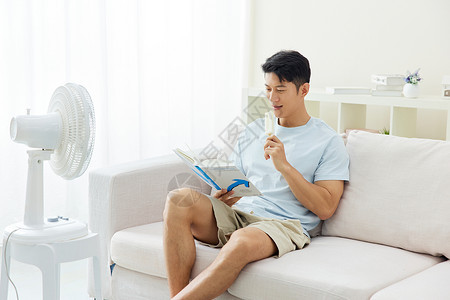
[264, 135, 345, 220]
[281, 165, 344, 220]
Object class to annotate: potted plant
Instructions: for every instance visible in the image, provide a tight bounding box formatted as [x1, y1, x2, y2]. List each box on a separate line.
[379, 127, 390, 135]
[403, 69, 422, 98]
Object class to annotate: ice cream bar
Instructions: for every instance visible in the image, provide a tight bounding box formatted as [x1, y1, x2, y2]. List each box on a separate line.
[265, 111, 275, 136]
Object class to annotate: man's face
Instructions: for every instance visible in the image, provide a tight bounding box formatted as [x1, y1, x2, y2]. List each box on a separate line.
[264, 72, 306, 120]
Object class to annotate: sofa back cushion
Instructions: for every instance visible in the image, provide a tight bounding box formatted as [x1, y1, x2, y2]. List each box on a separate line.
[322, 131, 450, 259]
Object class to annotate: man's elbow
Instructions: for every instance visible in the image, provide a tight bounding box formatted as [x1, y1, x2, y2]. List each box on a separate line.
[317, 202, 339, 220]
[317, 210, 334, 220]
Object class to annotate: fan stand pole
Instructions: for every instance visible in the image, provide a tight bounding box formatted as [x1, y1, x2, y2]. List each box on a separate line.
[23, 149, 53, 228]
[5, 148, 88, 244]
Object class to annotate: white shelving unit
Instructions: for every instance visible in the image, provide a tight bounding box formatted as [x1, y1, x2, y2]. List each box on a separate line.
[243, 88, 450, 141]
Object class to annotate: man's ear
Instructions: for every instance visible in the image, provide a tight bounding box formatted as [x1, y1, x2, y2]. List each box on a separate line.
[299, 82, 310, 97]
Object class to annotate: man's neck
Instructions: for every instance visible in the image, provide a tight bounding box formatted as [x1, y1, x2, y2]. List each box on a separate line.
[279, 109, 311, 128]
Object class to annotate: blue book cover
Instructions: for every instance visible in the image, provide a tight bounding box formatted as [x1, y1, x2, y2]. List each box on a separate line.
[173, 148, 262, 197]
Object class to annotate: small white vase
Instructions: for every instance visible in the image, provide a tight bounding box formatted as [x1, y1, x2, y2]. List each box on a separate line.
[403, 83, 420, 98]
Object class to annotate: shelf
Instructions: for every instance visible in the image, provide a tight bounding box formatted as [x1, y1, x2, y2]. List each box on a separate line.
[243, 88, 450, 141]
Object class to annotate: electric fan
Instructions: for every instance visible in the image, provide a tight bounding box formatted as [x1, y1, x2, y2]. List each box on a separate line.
[5, 83, 95, 244]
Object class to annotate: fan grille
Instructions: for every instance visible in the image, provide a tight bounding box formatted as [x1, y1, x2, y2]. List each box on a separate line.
[47, 83, 95, 180]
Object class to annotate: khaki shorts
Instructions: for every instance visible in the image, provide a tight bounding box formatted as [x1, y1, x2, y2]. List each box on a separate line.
[199, 195, 310, 257]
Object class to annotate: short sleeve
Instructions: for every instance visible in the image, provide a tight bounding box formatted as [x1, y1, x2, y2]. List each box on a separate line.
[314, 135, 349, 182]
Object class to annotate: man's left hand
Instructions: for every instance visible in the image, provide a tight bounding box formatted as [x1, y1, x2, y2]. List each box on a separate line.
[213, 188, 242, 207]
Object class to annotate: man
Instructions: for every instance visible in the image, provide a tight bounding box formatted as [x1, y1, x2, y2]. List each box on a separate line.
[163, 50, 349, 300]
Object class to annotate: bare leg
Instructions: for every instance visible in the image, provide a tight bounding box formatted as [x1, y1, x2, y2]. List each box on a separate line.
[173, 226, 277, 300]
[163, 188, 219, 297]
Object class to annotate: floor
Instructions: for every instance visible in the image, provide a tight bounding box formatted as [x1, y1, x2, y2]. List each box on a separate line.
[0, 252, 93, 300]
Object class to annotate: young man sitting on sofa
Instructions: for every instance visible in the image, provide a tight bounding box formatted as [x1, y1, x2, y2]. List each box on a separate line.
[163, 50, 350, 300]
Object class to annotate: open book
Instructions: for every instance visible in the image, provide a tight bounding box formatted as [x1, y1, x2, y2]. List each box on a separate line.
[173, 147, 262, 197]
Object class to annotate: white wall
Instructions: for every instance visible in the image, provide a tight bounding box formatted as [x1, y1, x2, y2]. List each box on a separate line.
[248, 0, 450, 95]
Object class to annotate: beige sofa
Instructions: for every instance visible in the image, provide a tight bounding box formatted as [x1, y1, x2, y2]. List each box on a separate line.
[89, 131, 450, 299]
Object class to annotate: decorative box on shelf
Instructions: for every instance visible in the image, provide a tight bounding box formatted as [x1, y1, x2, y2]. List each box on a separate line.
[371, 74, 404, 86]
[443, 76, 450, 98]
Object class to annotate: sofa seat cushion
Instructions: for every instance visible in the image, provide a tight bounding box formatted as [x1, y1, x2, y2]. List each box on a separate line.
[228, 236, 444, 300]
[370, 260, 450, 300]
[110, 222, 221, 279]
[111, 222, 444, 300]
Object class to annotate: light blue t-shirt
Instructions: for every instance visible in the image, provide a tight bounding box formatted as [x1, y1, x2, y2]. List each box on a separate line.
[231, 117, 349, 236]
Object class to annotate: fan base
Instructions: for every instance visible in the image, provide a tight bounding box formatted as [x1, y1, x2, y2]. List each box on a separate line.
[3, 219, 88, 244]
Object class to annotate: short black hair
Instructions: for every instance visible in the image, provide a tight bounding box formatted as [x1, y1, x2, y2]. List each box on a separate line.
[261, 50, 311, 91]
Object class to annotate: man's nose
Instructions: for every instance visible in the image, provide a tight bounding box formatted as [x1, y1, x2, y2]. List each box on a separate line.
[268, 91, 279, 102]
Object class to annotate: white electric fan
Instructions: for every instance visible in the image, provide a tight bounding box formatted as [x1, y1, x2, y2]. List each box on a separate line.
[5, 83, 95, 244]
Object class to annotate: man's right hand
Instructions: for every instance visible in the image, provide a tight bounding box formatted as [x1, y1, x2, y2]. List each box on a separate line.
[213, 188, 242, 207]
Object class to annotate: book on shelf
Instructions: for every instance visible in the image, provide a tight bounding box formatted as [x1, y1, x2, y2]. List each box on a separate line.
[325, 87, 372, 95]
[371, 89, 403, 97]
[374, 84, 404, 91]
[371, 74, 405, 86]
[173, 147, 262, 197]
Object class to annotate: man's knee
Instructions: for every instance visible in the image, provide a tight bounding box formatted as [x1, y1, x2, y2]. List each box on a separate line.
[166, 188, 203, 208]
[220, 230, 252, 258]
[222, 228, 277, 263]
[164, 188, 204, 221]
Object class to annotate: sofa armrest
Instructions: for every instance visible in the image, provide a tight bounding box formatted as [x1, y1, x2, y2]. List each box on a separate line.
[87, 152, 211, 297]
[89, 152, 211, 257]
